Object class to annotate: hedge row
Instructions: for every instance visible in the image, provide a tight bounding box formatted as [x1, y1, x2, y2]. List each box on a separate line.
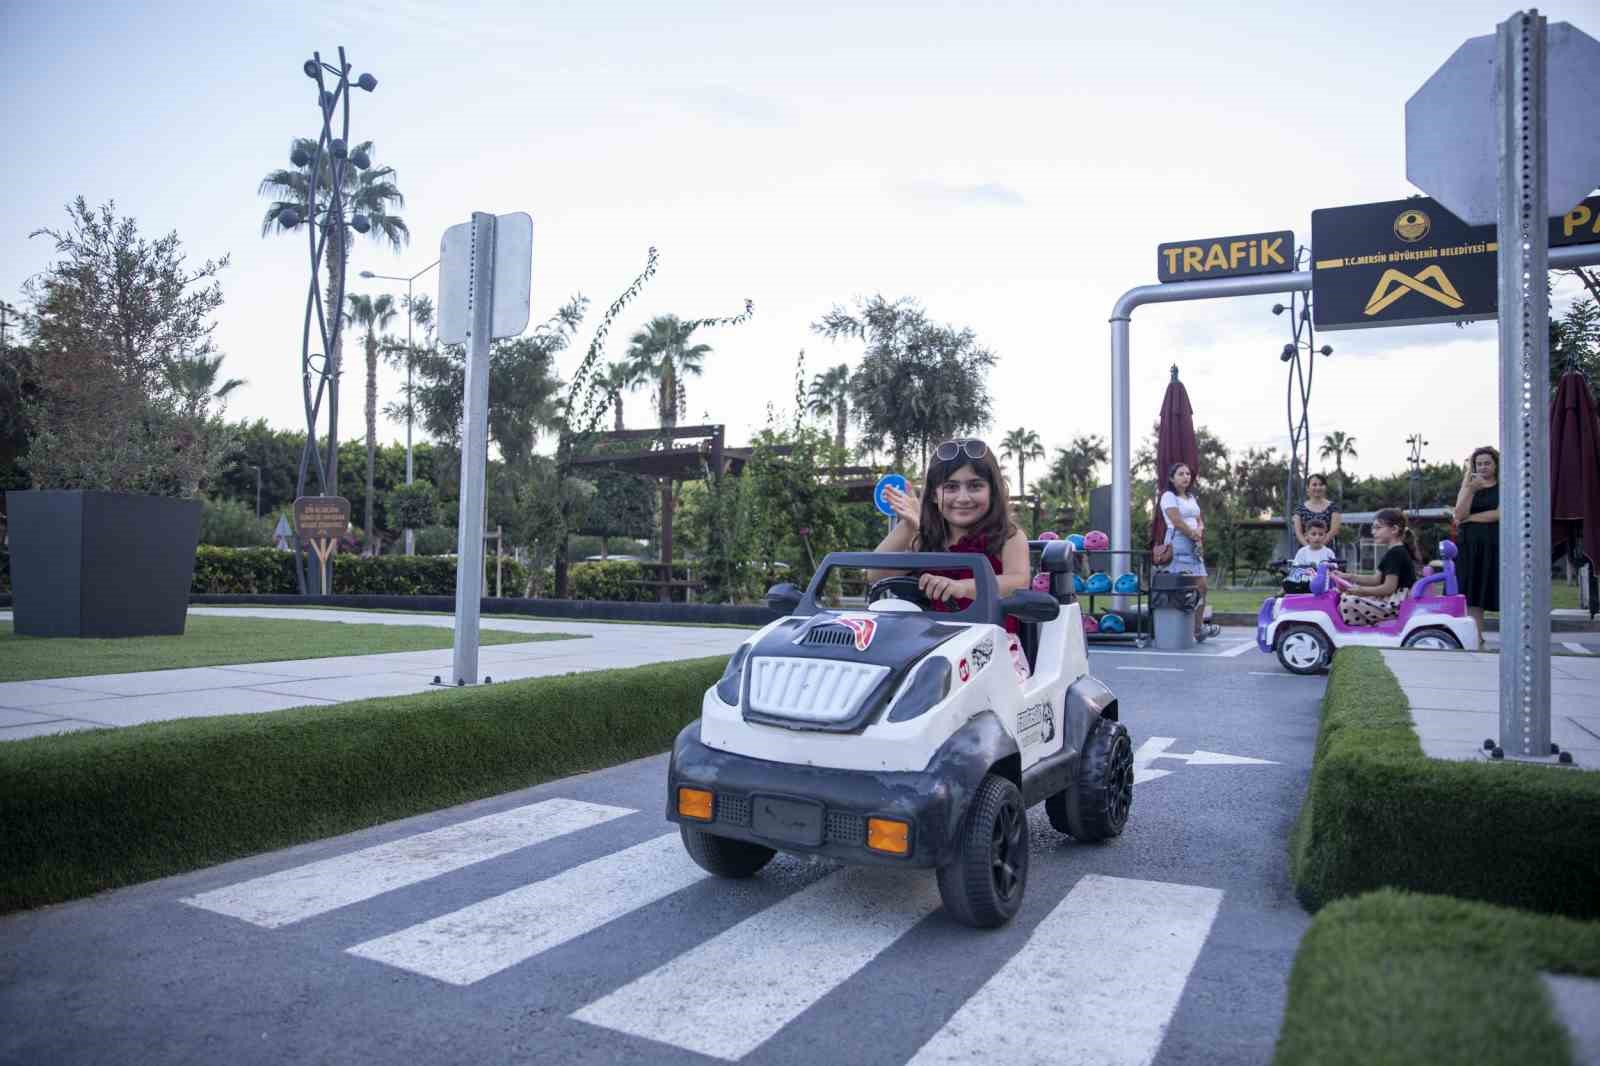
[1289, 647, 1600, 920]
[569, 560, 690, 602]
[0, 655, 727, 913]
[1274, 889, 1600, 1066]
[192, 546, 527, 596]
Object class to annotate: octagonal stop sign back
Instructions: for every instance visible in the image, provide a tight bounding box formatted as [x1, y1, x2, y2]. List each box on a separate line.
[1406, 21, 1600, 225]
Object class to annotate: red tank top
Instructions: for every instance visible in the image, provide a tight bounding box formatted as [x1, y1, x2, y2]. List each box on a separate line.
[927, 532, 1019, 633]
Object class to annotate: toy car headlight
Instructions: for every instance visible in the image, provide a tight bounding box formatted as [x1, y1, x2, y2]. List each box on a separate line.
[887, 658, 951, 723]
[716, 644, 750, 706]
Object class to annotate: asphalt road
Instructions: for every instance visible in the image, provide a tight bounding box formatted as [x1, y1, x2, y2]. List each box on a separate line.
[1, 633, 1326, 1066]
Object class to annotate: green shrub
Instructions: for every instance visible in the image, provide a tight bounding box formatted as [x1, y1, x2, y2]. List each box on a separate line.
[198, 496, 275, 547]
[191, 547, 527, 597]
[570, 560, 647, 601]
[0, 656, 727, 912]
[413, 524, 458, 555]
[1290, 648, 1600, 919]
[386, 480, 438, 531]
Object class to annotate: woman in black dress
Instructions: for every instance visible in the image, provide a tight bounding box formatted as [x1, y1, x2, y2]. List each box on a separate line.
[1453, 446, 1500, 648]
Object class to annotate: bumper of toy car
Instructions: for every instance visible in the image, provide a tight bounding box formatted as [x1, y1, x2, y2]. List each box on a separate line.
[666, 721, 960, 869]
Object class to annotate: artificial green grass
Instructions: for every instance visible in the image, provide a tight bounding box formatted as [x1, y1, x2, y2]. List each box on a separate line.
[1289, 648, 1600, 919]
[0, 617, 581, 682]
[0, 655, 727, 914]
[1274, 889, 1600, 1066]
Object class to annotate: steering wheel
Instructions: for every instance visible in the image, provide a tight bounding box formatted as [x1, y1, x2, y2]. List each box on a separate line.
[867, 575, 932, 609]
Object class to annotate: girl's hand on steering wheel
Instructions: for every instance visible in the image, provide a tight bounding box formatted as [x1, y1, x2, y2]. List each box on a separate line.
[918, 573, 970, 603]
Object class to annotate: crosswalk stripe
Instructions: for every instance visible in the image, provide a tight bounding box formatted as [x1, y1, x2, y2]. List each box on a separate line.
[907, 874, 1223, 1066]
[345, 833, 704, 985]
[182, 798, 634, 928]
[571, 865, 942, 1061]
[1563, 641, 1589, 655]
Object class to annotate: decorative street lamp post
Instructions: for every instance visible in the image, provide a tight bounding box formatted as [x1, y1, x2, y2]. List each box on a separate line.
[359, 259, 439, 555]
[1405, 433, 1428, 515]
[1272, 257, 1334, 555]
[272, 47, 378, 593]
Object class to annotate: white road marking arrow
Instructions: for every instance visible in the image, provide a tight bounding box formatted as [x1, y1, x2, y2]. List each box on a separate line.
[1133, 736, 1278, 783]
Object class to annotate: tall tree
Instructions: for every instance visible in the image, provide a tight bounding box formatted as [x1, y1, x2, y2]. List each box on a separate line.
[599, 360, 636, 432]
[999, 428, 1044, 497]
[806, 363, 852, 451]
[1319, 431, 1359, 502]
[346, 292, 397, 548]
[813, 295, 995, 468]
[626, 314, 714, 574]
[258, 139, 408, 491]
[160, 354, 245, 496]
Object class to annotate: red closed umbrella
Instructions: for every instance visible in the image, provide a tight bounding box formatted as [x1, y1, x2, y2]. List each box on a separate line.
[1151, 365, 1200, 548]
[1549, 369, 1600, 615]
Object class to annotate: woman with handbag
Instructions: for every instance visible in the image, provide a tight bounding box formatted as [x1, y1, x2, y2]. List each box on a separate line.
[1157, 463, 1220, 641]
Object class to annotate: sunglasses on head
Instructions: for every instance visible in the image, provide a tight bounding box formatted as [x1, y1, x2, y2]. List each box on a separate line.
[934, 439, 987, 462]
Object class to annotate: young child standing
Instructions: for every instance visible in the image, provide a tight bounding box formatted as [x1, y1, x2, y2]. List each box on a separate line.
[871, 438, 1032, 680]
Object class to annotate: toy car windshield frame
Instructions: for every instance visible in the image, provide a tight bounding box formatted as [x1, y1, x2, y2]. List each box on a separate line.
[795, 551, 1001, 625]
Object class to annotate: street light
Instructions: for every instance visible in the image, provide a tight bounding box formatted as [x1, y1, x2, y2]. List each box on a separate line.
[359, 259, 439, 555]
[1405, 433, 1429, 514]
[248, 464, 262, 518]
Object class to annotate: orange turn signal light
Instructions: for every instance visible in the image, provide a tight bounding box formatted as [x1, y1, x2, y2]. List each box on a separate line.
[866, 818, 910, 855]
[677, 787, 714, 821]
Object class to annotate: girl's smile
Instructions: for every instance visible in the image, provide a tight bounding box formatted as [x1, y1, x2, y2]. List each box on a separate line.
[938, 465, 991, 531]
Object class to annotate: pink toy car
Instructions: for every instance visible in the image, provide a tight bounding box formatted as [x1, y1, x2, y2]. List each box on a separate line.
[1256, 540, 1479, 675]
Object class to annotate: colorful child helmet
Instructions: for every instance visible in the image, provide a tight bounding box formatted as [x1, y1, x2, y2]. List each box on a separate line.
[1030, 572, 1051, 592]
[1098, 612, 1126, 634]
[1085, 571, 1112, 594]
[1084, 530, 1110, 551]
[1113, 572, 1141, 594]
[1038, 531, 1060, 541]
[1083, 614, 1100, 634]
[1072, 573, 1087, 594]
[1067, 533, 1087, 550]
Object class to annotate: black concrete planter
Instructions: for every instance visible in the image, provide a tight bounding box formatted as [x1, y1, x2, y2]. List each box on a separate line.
[6, 490, 202, 637]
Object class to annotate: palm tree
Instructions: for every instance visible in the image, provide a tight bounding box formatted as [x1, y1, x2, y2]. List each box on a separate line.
[1000, 427, 1045, 497]
[161, 354, 246, 496]
[806, 363, 852, 451]
[346, 292, 397, 550]
[1319, 431, 1359, 502]
[258, 138, 408, 491]
[625, 315, 714, 580]
[599, 360, 636, 433]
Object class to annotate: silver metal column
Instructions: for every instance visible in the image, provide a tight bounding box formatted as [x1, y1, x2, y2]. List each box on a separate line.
[1495, 10, 1551, 757]
[1108, 271, 1313, 569]
[451, 212, 497, 686]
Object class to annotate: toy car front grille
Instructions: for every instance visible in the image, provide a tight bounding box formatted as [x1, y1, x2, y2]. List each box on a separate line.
[746, 657, 890, 723]
[801, 626, 857, 647]
[715, 793, 751, 827]
[825, 811, 866, 845]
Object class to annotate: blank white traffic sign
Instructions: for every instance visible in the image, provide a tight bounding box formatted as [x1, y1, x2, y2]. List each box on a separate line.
[436, 211, 532, 344]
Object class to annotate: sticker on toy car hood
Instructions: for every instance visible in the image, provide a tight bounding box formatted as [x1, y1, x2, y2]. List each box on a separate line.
[836, 616, 877, 651]
[968, 635, 994, 674]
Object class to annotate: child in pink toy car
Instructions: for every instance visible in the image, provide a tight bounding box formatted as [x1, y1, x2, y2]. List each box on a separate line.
[1335, 508, 1420, 626]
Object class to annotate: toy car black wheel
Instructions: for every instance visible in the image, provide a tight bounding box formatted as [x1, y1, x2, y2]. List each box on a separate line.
[1275, 624, 1332, 675]
[936, 773, 1029, 929]
[1047, 719, 1133, 841]
[1401, 627, 1463, 651]
[679, 825, 776, 878]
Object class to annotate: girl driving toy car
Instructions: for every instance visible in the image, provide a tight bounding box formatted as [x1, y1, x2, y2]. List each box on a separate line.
[1336, 508, 1421, 626]
[870, 438, 1031, 679]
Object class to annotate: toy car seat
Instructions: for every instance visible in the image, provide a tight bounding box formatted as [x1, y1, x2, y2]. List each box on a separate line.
[1085, 572, 1112, 594]
[1099, 612, 1126, 634]
[1113, 572, 1140, 594]
[1084, 530, 1110, 551]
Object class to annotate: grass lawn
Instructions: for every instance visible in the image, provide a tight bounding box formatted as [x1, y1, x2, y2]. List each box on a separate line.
[1275, 889, 1600, 1066]
[0, 617, 583, 683]
[193, 603, 763, 630]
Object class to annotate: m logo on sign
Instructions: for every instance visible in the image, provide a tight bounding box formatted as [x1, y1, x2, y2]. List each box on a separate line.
[1364, 265, 1464, 316]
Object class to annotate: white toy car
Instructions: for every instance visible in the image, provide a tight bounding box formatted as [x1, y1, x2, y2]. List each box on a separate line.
[666, 543, 1133, 928]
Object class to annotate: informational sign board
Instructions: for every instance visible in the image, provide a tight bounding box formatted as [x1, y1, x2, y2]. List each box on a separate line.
[1313, 195, 1600, 330]
[436, 211, 533, 345]
[292, 496, 351, 539]
[1156, 230, 1295, 283]
[873, 474, 908, 517]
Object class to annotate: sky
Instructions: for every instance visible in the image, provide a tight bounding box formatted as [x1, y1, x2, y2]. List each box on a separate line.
[3, 0, 1596, 488]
